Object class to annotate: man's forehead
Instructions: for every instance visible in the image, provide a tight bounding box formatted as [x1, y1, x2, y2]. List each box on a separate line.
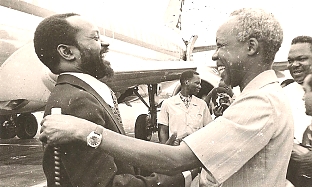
[190, 74, 200, 81]
[290, 43, 312, 50]
[289, 43, 312, 56]
[216, 17, 237, 39]
[66, 15, 98, 31]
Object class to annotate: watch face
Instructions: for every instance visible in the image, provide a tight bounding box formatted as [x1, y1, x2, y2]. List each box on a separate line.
[89, 136, 99, 146]
[87, 132, 102, 148]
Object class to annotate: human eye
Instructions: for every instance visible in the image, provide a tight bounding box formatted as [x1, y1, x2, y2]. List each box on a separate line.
[298, 57, 308, 62]
[93, 35, 100, 41]
[90, 32, 100, 41]
[194, 82, 200, 86]
[217, 43, 226, 49]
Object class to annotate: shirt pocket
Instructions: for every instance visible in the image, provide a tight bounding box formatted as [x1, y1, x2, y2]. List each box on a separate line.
[188, 110, 204, 129]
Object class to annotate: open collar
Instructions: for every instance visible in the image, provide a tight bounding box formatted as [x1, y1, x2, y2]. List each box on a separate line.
[241, 70, 278, 95]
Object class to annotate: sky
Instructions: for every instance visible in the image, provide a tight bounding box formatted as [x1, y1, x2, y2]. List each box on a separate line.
[19, 0, 312, 62]
[180, 0, 312, 62]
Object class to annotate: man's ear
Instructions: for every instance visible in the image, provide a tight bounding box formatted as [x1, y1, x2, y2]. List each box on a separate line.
[247, 38, 259, 56]
[57, 44, 75, 61]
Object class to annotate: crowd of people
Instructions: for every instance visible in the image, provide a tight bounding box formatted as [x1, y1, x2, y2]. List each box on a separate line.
[35, 7, 312, 187]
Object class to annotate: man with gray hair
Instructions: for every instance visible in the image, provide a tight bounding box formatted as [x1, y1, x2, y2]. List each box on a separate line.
[40, 8, 294, 187]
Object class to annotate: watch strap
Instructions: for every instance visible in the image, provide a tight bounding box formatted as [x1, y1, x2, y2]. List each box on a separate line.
[94, 125, 103, 135]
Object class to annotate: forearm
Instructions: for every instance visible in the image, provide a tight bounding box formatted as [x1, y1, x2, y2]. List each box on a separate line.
[41, 115, 202, 175]
[158, 134, 167, 144]
[94, 125, 201, 175]
[158, 124, 169, 144]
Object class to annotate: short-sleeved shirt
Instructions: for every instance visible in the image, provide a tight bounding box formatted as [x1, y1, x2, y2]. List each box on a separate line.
[184, 70, 294, 187]
[158, 94, 212, 139]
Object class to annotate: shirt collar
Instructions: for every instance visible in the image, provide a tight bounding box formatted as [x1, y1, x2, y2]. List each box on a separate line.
[179, 92, 192, 101]
[241, 70, 278, 95]
[61, 72, 114, 107]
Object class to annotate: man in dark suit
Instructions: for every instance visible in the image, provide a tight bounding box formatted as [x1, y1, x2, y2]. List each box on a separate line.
[34, 13, 190, 187]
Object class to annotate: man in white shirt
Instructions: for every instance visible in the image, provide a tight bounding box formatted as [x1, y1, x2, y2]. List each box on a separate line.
[158, 70, 212, 145]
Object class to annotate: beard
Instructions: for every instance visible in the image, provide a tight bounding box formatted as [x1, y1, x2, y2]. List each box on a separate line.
[80, 47, 114, 79]
[98, 59, 114, 79]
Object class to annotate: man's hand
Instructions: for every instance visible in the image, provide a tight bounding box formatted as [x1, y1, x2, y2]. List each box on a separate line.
[302, 125, 312, 147]
[40, 114, 96, 145]
[165, 132, 188, 146]
[165, 132, 177, 145]
[190, 167, 202, 179]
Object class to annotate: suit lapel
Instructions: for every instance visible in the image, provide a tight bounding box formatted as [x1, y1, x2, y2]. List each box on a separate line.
[57, 74, 126, 134]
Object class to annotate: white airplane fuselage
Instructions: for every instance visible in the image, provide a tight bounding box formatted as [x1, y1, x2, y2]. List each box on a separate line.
[0, 0, 220, 140]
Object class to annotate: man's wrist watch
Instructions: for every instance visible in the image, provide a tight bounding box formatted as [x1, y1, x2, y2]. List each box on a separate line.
[87, 125, 103, 149]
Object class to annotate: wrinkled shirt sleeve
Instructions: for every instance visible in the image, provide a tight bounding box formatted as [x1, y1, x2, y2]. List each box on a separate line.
[184, 93, 275, 183]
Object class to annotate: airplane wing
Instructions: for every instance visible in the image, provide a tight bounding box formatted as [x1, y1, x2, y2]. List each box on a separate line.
[192, 45, 217, 53]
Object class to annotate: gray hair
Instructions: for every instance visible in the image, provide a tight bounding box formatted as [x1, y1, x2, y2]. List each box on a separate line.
[230, 8, 283, 63]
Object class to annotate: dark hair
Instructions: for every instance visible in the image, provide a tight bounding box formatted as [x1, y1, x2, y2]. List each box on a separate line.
[180, 70, 199, 85]
[34, 13, 80, 74]
[291, 36, 312, 52]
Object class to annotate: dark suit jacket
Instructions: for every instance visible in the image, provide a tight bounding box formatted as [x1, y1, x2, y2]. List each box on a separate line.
[43, 74, 184, 187]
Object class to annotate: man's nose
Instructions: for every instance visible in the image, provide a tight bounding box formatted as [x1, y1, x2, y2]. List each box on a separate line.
[212, 50, 219, 61]
[292, 60, 301, 66]
[101, 40, 109, 48]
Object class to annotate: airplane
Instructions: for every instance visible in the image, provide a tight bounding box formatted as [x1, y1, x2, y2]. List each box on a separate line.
[0, 0, 221, 140]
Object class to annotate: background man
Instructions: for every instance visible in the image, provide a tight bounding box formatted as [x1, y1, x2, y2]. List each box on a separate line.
[158, 70, 212, 145]
[34, 13, 188, 187]
[284, 36, 312, 144]
[284, 36, 312, 186]
[40, 8, 294, 187]
[302, 74, 312, 147]
[285, 74, 312, 187]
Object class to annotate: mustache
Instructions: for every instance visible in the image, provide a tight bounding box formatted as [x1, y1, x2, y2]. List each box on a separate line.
[103, 59, 111, 65]
[101, 46, 109, 55]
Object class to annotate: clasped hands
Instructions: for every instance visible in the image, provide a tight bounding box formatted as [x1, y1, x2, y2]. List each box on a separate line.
[165, 132, 201, 179]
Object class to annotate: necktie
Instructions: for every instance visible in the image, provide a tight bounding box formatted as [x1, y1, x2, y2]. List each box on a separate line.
[110, 89, 124, 126]
[179, 93, 191, 108]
